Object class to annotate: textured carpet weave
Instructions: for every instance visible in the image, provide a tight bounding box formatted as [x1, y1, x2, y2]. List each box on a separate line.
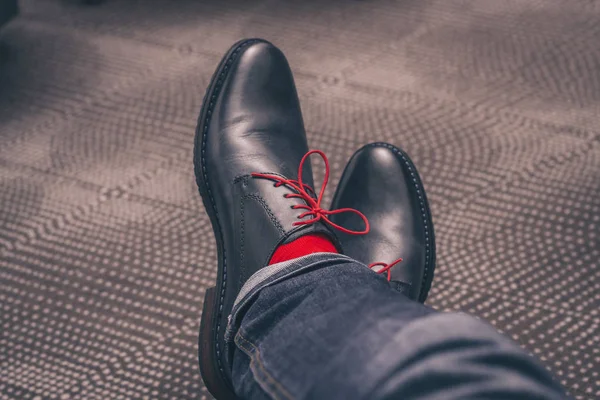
[1, 1, 599, 399]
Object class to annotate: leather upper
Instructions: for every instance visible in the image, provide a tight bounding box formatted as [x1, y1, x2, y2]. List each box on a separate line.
[196, 40, 340, 358]
[202, 40, 339, 284]
[206, 41, 309, 185]
[330, 143, 435, 301]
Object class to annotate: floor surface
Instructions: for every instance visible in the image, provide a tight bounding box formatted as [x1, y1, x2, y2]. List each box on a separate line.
[1, 1, 599, 399]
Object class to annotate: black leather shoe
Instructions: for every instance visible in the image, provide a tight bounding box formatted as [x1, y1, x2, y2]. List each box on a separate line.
[330, 142, 436, 302]
[194, 39, 365, 399]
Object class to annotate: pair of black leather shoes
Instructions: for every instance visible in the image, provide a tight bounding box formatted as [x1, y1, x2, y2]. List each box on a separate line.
[194, 39, 435, 399]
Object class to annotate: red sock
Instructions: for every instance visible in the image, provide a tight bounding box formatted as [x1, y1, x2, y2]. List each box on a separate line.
[269, 234, 338, 265]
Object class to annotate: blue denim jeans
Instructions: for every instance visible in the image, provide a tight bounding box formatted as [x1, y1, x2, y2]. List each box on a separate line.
[225, 253, 566, 399]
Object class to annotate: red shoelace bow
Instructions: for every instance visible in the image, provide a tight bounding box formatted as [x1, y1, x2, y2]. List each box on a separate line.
[251, 150, 370, 235]
[368, 258, 403, 281]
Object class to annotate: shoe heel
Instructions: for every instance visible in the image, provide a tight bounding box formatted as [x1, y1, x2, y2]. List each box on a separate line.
[199, 286, 238, 400]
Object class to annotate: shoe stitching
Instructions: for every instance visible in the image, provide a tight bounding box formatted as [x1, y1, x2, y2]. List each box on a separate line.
[240, 193, 286, 286]
[198, 38, 262, 379]
[244, 194, 286, 234]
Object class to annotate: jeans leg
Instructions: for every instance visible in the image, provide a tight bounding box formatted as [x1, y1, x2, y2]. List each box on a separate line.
[228, 256, 566, 400]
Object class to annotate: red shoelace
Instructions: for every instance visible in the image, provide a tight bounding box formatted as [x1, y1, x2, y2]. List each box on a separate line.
[368, 258, 403, 281]
[251, 150, 370, 235]
[252, 150, 402, 279]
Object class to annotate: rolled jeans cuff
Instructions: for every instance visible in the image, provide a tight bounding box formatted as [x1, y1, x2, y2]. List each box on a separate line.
[224, 252, 354, 344]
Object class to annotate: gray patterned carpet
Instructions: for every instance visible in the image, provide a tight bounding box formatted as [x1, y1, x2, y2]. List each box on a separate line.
[1, 1, 599, 399]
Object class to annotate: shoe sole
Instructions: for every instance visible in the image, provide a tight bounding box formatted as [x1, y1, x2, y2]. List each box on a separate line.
[194, 38, 267, 400]
[386, 142, 435, 302]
